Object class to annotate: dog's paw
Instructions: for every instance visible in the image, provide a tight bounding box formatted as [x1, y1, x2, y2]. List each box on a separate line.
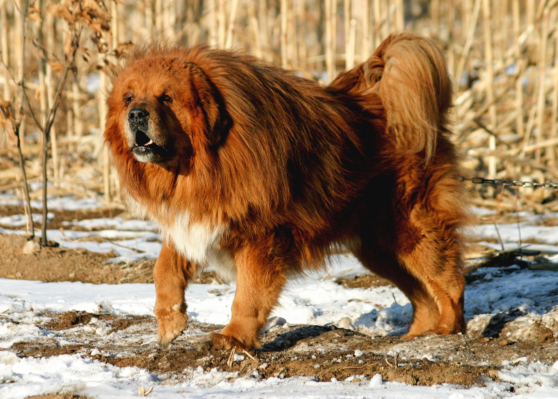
[401, 325, 462, 339]
[401, 330, 436, 339]
[155, 304, 188, 348]
[208, 332, 257, 351]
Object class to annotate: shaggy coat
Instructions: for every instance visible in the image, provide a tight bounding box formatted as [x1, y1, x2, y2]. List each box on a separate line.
[104, 33, 468, 350]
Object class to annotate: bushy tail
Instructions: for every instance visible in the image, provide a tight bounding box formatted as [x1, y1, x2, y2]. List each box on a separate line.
[330, 33, 453, 162]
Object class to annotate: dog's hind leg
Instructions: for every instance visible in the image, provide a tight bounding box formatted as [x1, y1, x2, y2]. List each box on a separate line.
[354, 241, 441, 336]
[395, 207, 466, 337]
[210, 241, 287, 351]
[154, 240, 197, 348]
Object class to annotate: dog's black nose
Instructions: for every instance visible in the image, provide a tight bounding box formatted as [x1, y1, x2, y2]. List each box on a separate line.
[128, 107, 150, 124]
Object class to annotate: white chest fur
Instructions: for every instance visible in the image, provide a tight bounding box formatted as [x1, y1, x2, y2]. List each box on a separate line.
[126, 196, 236, 280]
[166, 211, 224, 264]
[166, 212, 237, 281]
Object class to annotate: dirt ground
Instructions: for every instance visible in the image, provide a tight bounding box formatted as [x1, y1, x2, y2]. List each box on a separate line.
[1, 206, 558, 393]
[6, 305, 558, 389]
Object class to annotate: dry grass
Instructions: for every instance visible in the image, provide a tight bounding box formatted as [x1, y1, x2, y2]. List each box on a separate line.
[1, 0, 558, 217]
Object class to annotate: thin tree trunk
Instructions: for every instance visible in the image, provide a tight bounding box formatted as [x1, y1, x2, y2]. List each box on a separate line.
[155, 0, 163, 39]
[281, 0, 288, 68]
[361, 0, 370, 63]
[16, 0, 34, 237]
[536, 7, 549, 164]
[512, 0, 524, 139]
[225, 0, 239, 48]
[218, 0, 226, 47]
[145, 0, 154, 39]
[208, 0, 217, 47]
[1, 0, 10, 101]
[482, 0, 497, 179]
[259, 0, 269, 61]
[297, 0, 307, 71]
[325, 0, 335, 82]
[344, 0, 350, 68]
[395, 0, 404, 31]
[373, 0, 381, 47]
[45, 11, 59, 183]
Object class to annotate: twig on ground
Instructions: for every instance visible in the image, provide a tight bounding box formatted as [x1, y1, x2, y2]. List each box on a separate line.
[243, 349, 258, 363]
[385, 354, 398, 368]
[320, 266, 334, 281]
[138, 386, 153, 397]
[103, 239, 147, 254]
[227, 347, 236, 368]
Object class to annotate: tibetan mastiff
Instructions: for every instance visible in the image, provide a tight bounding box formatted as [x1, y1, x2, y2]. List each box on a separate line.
[105, 33, 468, 350]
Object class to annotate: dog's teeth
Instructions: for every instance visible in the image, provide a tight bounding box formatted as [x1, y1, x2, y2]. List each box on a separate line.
[145, 140, 153, 146]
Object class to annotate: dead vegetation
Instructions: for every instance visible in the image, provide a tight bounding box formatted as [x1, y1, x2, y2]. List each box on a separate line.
[1, 1, 558, 230]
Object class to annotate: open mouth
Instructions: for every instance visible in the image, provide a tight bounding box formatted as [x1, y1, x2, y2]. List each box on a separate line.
[131, 129, 156, 149]
[129, 130, 172, 162]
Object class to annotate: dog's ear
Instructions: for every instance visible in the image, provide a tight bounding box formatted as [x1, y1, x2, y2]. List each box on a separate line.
[189, 66, 231, 147]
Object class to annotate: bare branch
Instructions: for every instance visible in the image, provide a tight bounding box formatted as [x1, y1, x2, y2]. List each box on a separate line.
[0, 55, 44, 133]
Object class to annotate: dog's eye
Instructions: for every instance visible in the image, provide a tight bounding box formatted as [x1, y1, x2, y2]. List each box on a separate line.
[124, 94, 134, 106]
[160, 94, 172, 104]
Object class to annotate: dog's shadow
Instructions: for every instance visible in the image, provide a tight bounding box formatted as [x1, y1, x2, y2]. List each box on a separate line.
[259, 325, 343, 352]
[481, 308, 526, 338]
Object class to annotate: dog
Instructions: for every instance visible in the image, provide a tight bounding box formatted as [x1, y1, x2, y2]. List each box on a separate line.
[104, 33, 468, 350]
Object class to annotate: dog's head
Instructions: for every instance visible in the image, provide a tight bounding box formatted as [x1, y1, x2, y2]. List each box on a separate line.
[106, 51, 231, 165]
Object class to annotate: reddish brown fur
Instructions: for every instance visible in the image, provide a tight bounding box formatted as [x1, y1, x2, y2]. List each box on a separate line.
[105, 33, 468, 350]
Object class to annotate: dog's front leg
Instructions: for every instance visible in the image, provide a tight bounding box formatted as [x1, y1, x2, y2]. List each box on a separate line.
[154, 240, 197, 348]
[211, 242, 287, 351]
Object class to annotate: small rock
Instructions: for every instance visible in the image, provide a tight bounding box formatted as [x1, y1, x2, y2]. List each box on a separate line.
[499, 339, 510, 347]
[273, 367, 286, 377]
[261, 316, 287, 334]
[336, 317, 353, 330]
[402, 375, 417, 385]
[22, 240, 40, 254]
[488, 369, 500, 380]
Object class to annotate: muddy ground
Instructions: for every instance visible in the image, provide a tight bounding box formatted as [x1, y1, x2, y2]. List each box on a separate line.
[1, 206, 558, 394]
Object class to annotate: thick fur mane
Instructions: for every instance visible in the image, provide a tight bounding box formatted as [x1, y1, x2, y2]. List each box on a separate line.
[106, 45, 388, 250]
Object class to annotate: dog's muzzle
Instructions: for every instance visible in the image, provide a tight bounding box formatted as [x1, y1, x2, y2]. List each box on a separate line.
[127, 107, 172, 162]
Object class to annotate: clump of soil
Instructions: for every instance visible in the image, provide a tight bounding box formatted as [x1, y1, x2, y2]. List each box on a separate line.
[44, 311, 98, 330]
[42, 310, 154, 335]
[336, 274, 392, 289]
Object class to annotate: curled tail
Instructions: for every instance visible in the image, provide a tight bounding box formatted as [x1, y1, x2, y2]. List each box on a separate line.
[330, 33, 453, 162]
